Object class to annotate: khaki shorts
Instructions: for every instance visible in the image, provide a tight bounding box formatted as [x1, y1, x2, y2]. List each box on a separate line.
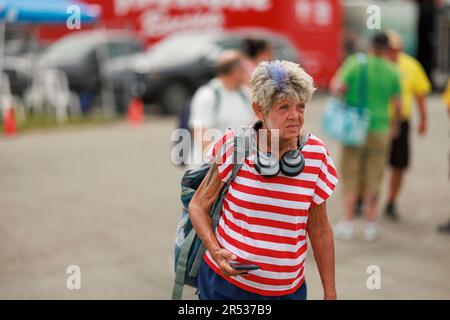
[340, 132, 390, 194]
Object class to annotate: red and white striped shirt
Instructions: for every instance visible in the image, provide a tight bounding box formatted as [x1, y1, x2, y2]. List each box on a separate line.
[205, 128, 338, 296]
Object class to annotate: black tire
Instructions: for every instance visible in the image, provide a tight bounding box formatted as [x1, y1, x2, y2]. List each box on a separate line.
[114, 76, 146, 115]
[114, 91, 128, 115]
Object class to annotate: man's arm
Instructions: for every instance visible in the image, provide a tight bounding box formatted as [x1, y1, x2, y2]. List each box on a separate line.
[415, 95, 428, 135]
[329, 55, 357, 97]
[307, 201, 336, 300]
[329, 74, 347, 97]
[389, 64, 403, 139]
[391, 96, 402, 139]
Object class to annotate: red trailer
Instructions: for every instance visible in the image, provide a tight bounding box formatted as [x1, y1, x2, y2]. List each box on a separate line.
[40, 0, 343, 87]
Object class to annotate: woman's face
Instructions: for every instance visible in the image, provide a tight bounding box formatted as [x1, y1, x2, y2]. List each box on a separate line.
[254, 97, 306, 141]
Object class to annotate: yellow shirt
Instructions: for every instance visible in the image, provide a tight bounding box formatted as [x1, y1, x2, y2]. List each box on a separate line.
[389, 53, 432, 120]
[443, 79, 450, 109]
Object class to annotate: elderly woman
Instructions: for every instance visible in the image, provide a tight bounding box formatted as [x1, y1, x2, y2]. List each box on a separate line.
[189, 60, 338, 300]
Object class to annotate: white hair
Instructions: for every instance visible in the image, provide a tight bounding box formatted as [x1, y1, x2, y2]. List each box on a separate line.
[251, 60, 316, 113]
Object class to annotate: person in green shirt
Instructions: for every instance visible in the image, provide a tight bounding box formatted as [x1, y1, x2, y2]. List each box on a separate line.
[330, 32, 402, 241]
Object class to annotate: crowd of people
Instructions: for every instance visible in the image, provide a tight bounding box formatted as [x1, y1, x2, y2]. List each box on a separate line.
[177, 32, 450, 300]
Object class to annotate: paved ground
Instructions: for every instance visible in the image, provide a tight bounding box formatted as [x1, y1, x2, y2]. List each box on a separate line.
[0, 94, 449, 299]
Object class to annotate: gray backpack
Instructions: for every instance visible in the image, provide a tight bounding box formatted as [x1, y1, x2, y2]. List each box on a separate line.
[172, 128, 252, 300]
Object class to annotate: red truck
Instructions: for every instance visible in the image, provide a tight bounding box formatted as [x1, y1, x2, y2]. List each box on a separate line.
[41, 0, 343, 88]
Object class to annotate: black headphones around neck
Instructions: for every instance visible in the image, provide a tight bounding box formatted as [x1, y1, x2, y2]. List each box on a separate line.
[252, 121, 309, 177]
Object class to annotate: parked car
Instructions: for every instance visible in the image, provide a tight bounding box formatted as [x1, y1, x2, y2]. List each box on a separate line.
[105, 29, 300, 114]
[38, 30, 144, 112]
[3, 56, 33, 97]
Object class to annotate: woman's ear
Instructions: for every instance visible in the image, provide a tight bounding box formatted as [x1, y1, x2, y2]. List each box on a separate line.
[252, 102, 265, 121]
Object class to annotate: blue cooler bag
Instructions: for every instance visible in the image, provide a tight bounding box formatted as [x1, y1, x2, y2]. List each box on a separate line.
[322, 53, 370, 146]
[322, 98, 370, 146]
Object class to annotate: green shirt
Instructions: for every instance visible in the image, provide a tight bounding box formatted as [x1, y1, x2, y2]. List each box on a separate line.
[338, 54, 401, 132]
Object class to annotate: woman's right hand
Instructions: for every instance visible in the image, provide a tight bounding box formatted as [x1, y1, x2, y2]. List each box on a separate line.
[211, 248, 247, 277]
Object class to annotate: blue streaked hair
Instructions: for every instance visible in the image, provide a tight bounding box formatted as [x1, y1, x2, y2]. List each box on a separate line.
[251, 60, 316, 113]
[265, 60, 289, 91]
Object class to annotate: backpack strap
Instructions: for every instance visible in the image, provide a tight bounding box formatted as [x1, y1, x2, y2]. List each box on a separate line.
[212, 86, 221, 118]
[357, 53, 368, 115]
[171, 228, 196, 300]
[172, 131, 246, 300]
[206, 80, 221, 121]
[210, 82, 250, 126]
[210, 134, 244, 229]
[187, 133, 244, 279]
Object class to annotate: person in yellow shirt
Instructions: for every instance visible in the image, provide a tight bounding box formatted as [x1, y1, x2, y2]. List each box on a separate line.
[438, 79, 450, 234]
[442, 79, 450, 117]
[384, 31, 432, 221]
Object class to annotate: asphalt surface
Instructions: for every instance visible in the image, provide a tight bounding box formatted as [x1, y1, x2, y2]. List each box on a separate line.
[0, 94, 449, 299]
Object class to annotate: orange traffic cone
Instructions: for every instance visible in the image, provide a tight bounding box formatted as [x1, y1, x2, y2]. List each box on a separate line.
[3, 107, 17, 136]
[126, 97, 144, 126]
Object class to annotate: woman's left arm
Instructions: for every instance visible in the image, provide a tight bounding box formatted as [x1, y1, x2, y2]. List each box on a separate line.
[307, 201, 337, 300]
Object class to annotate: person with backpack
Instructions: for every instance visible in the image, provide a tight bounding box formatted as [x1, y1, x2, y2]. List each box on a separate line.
[187, 50, 256, 168]
[184, 60, 338, 300]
